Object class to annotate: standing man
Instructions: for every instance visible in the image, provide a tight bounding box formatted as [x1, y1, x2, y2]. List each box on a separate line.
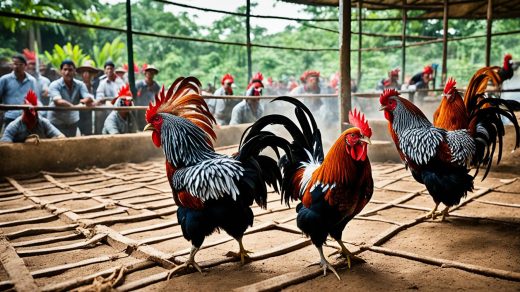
[408, 65, 434, 101]
[230, 72, 264, 125]
[376, 68, 401, 90]
[290, 70, 321, 111]
[47, 60, 94, 137]
[77, 60, 101, 135]
[0, 54, 39, 130]
[135, 65, 160, 130]
[23, 49, 50, 109]
[95, 61, 124, 134]
[210, 73, 239, 126]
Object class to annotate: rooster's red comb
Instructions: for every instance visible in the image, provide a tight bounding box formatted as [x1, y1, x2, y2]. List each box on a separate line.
[117, 84, 132, 98]
[25, 89, 38, 106]
[444, 78, 457, 94]
[380, 88, 400, 105]
[252, 72, 263, 81]
[349, 108, 372, 138]
[221, 73, 234, 85]
[504, 53, 513, 62]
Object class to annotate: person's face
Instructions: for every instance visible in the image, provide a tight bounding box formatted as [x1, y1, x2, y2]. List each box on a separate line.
[116, 72, 125, 79]
[82, 71, 93, 83]
[422, 73, 432, 83]
[105, 65, 115, 79]
[307, 76, 319, 89]
[11, 58, 26, 75]
[61, 64, 75, 82]
[27, 62, 36, 74]
[145, 71, 155, 81]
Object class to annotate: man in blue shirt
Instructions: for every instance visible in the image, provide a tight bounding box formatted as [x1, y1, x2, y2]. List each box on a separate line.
[102, 84, 137, 135]
[1, 89, 64, 143]
[0, 54, 39, 129]
[48, 60, 94, 137]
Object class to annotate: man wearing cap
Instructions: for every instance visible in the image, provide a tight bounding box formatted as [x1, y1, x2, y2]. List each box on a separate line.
[102, 84, 137, 135]
[94, 61, 125, 134]
[77, 60, 101, 135]
[115, 67, 127, 82]
[23, 49, 50, 109]
[408, 65, 434, 100]
[48, 60, 94, 137]
[0, 54, 39, 130]
[376, 68, 401, 90]
[290, 70, 322, 111]
[135, 65, 160, 130]
[210, 73, 239, 126]
[230, 72, 264, 125]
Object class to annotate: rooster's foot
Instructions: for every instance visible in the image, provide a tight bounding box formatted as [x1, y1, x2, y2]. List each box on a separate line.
[317, 246, 341, 280]
[225, 250, 252, 264]
[329, 239, 365, 269]
[425, 202, 441, 220]
[440, 206, 450, 221]
[226, 237, 252, 264]
[166, 260, 202, 280]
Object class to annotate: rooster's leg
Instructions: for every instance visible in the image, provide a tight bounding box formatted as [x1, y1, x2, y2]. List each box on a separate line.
[317, 246, 341, 280]
[440, 206, 450, 221]
[425, 202, 440, 219]
[225, 237, 252, 264]
[167, 245, 202, 279]
[329, 239, 365, 269]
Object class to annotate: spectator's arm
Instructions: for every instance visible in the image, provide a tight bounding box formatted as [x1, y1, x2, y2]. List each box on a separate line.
[42, 118, 65, 138]
[48, 82, 72, 107]
[78, 82, 94, 106]
[0, 121, 17, 142]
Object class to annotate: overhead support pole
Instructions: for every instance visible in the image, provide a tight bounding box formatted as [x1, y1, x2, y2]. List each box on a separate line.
[485, 0, 493, 66]
[339, 0, 352, 132]
[246, 0, 252, 81]
[357, 0, 362, 86]
[441, 0, 449, 86]
[126, 0, 136, 97]
[401, 0, 407, 85]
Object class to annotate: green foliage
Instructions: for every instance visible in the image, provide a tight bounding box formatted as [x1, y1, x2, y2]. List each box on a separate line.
[92, 37, 126, 68]
[44, 43, 91, 69]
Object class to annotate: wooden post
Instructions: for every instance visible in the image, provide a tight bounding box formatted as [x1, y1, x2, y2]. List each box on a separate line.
[339, 0, 352, 132]
[357, 0, 362, 86]
[485, 0, 493, 66]
[126, 0, 136, 97]
[246, 0, 252, 81]
[401, 0, 407, 85]
[441, 0, 449, 86]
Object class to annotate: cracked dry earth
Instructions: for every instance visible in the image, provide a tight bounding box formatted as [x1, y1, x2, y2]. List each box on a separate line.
[0, 154, 519, 291]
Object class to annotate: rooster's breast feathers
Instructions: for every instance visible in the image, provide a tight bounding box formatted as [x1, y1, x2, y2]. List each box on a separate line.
[171, 157, 244, 202]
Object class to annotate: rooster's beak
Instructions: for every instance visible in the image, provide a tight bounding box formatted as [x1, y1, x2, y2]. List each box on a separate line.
[144, 123, 155, 132]
[379, 105, 386, 111]
[360, 137, 372, 145]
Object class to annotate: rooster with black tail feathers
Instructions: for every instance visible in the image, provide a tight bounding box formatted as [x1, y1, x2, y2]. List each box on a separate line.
[244, 96, 373, 280]
[144, 77, 290, 276]
[380, 87, 519, 221]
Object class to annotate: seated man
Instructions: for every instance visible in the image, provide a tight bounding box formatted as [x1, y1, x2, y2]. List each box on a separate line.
[102, 84, 137, 134]
[1, 90, 64, 143]
[376, 68, 401, 90]
[230, 73, 264, 125]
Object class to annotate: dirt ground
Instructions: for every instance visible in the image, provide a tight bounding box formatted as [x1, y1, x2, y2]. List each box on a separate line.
[0, 152, 519, 291]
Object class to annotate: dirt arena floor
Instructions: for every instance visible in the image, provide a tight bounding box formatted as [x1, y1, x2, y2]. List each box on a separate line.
[0, 152, 519, 291]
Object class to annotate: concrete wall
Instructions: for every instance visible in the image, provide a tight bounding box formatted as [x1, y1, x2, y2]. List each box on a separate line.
[2, 120, 515, 177]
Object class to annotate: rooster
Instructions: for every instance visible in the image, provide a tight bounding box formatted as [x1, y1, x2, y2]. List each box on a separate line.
[0, 90, 64, 143]
[463, 54, 514, 103]
[434, 54, 516, 131]
[380, 88, 519, 220]
[143, 77, 289, 275]
[245, 96, 373, 279]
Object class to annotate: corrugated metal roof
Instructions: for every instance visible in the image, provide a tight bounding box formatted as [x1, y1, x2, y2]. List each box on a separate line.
[281, 0, 520, 19]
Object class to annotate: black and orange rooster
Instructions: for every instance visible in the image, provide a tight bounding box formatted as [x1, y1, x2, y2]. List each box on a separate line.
[380, 88, 519, 220]
[246, 96, 373, 279]
[143, 77, 289, 274]
[463, 53, 515, 104]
